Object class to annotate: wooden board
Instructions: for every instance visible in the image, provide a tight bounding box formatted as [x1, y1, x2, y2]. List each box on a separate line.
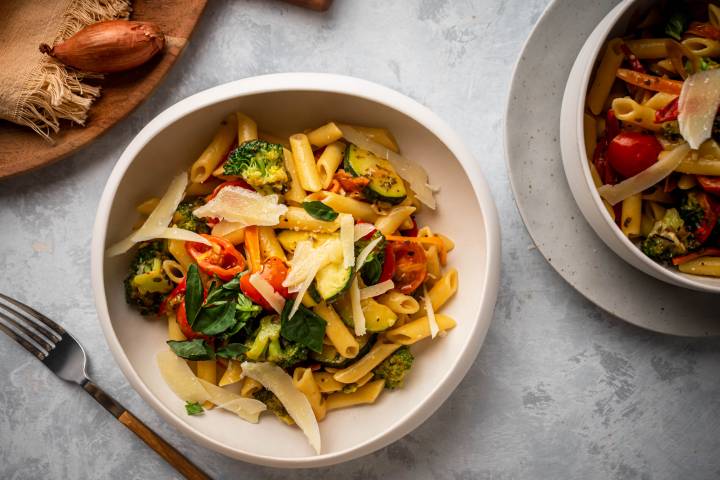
[0, 0, 208, 179]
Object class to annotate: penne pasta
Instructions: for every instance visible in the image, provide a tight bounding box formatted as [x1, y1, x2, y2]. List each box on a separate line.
[377, 291, 420, 315]
[325, 379, 386, 411]
[258, 226, 287, 261]
[588, 38, 624, 115]
[236, 112, 258, 144]
[374, 206, 416, 236]
[290, 133, 323, 192]
[276, 206, 340, 233]
[313, 301, 360, 359]
[307, 122, 343, 147]
[316, 142, 347, 189]
[293, 367, 327, 421]
[190, 114, 238, 183]
[333, 342, 401, 384]
[611, 97, 664, 131]
[386, 314, 457, 345]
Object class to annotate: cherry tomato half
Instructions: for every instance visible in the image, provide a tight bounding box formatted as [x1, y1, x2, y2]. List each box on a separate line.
[240, 257, 290, 310]
[176, 301, 211, 341]
[606, 132, 662, 178]
[186, 234, 246, 281]
[378, 243, 396, 283]
[391, 241, 427, 295]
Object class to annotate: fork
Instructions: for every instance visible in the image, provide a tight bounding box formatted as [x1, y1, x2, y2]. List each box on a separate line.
[0, 293, 210, 480]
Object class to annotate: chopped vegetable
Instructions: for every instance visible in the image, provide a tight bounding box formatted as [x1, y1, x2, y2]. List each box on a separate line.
[373, 346, 414, 389]
[616, 69, 683, 94]
[185, 401, 204, 416]
[186, 234, 246, 280]
[606, 132, 663, 178]
[303, 201, 339, 221]
[641, 208, 692, 261]
[391, 241, 427, 294]
[279, 302, 326, 354]
[124, 240, 173, 315]
[223, 140, 288, 193]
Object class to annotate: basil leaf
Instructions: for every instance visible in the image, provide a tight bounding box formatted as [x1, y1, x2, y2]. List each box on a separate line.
[303, 201, 339, 221]
[185, 401, 204, 416]
[280, 301, 326, 353]
[167, 339, 214, 360]
[194, 301, 237, 336]
[665, 11, 687, 41]
[185, 264, 203, 327]
[361, 256, 383, 286]
[216, 343, 248, 359]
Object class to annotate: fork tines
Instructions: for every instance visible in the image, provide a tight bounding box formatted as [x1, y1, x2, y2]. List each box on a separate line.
[0, 293, 64, 360]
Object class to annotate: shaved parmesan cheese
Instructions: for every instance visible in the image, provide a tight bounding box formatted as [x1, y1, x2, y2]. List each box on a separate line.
[598, 143, 690, 205]
[679, 69, 720, 149]
[355, 236, 383, 271]
[156, 350, 210, 404]
[284, 239, 342, 318]
[107, 173, 211, 256]
[350, 276, 365, 336]
[340, 214, 355, 269]
[354, 222, 376, 241]
[423, 285, 439, 339]
[338, 124, 436, 209]
[240, 361, 321, 454]
[249, 273, 286, 314]
[360, 279, 394, 300]
[198, 379, 266, 423]
[192, 186, 288, 226]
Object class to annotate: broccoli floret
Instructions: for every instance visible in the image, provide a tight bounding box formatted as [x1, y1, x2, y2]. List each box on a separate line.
[223, 140, 288, 194]
[172, 197, 209, 234]
[641, 208, 691, 261]
[253, 389, 294, 425]
[124, 241, 173, 315]
[662, 122, 683, 142]
[374, 346, 414, 389]
[244, 315, 308, 368]
[679, 192, 707, 232]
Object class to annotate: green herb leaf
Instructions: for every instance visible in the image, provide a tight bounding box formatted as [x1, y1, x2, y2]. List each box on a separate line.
[280, 302, 326, 353]
[194, 301, 238, 336]
[216, 343, 249, 359]
[167, 339, 214, 360]
[665, 11, 687, 41]
[185, 264, 203, 327]
[361, 256, 383, 286]
[303, 201, 339, 221]
[185, 401, 204, 416]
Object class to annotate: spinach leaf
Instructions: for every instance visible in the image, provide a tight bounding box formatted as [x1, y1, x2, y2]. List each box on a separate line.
[185, 401, 204, 416]
[205, 274, 243, 304]
[361, 256, 383, 285]
[194, 301, 237, 336]
[185, 264, 203, 327]
[167, 339, 214, 360]
[216, 343, 248, 359]
[303, 201, 339, 221]
[665, 10, 687, 41]
[280, 301, 326, 353]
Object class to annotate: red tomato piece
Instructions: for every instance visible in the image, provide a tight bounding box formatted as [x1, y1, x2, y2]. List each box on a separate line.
[176, 301, 211, 341]
[186, 234, 246, 281]
[391, 241, 427, 294]
[379, 243, 396, 283]
[606, 132, 662, 178]
[158, 278, 186, 315]
[690, 192, 718, 245]
[240, 257, 290, 310]
[697, 176, 720, 195]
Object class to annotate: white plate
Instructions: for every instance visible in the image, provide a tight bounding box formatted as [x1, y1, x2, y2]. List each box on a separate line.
[91, 73, 501, 467]
[505, 0, 720, 337]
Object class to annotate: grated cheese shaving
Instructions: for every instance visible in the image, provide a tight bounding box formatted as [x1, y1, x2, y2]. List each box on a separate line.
[355, 236, 383, 271]
[359, 279, 394, 300]
[354, 222, 376, 241]
[156, 350, 210, 404]
[423, 285, 439, 339]
[350, 276, 366, 336]
[192, 186, 288, 226]
[249, 273, 286, 314]
[340, 214, 355, 268]
[198, 379, 266, 423]
[240, 361, 321, 454]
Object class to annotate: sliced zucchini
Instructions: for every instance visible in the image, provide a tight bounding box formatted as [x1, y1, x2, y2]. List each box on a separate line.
[277, 230, 334, 253]
[310, 334, 375, 367]
[315, 262, 353, 302]
[344, 144, 407, 204]
[334, 294, 397, 332]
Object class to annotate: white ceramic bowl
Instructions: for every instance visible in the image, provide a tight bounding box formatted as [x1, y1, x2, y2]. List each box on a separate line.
[91, 73, 501, 467]
[560, 0, 720, 294]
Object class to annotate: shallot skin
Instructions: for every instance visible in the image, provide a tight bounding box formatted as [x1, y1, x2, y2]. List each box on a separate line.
[39, 20, 164, 74]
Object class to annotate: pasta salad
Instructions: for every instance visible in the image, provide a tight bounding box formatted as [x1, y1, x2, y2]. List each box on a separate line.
[107, 115, 458, 453]
[586, 1, 720, 277]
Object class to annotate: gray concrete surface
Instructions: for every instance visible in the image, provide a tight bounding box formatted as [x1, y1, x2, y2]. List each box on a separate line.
[1, 1, 719, 479]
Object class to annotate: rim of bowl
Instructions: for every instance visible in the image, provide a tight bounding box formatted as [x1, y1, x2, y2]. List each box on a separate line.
[91, 73, 502, 467]
[574, 1, 720, 294]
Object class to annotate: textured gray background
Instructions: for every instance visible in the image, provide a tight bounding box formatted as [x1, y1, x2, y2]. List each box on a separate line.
[1, 0, 719, 479]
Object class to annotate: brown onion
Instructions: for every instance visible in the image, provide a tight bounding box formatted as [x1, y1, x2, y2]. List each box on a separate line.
[39, 20, 164, 73]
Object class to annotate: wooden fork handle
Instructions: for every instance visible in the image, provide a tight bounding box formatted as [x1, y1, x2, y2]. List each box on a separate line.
[281, 0, 333, 11]
[83, 381, 210, 480]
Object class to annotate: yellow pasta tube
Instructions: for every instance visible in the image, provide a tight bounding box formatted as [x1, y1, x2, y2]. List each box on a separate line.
[136, 197, 159, 215]
[333, 342, 401, 384]
[236, 112, 258, 144]
[190, 114, 238, 183]
[682, 37, 720, 57]
[186, 179, 221, 196]
[611, 97, 663, 131]
[583, 114, 597, 160]
[325, 379, 386, 411]
[240, 377, 263, 398]
[168, 240, 194, 271]
[282, 148, 307, 205]
[677, 174, 697, 190]
[167, 314, 186, 341]
[676, 157, 720, 176]
[307, 122, 343, 147]
[588, 38, 624, 115]
[259, 131, 290, 148]
[162, 259, 186, 284]
[711, 4, 720, 28]
[428, 268, 458, 311]
[425, 245, 442, 280]
[317, 142, 347, 188]
[375, 206, 416, 236]
[305, 191, 379, 222]
[276, 206, 340, 233]
[625, 38, 667, 59]
[678, 257, 720, 277]
[350, 126, 399, 153]
[386, 314, 457, 345]
[258, 226, 287, 262]
[620, 194, 642, 238]
[293, 368, 327, 421]
[314, 372, 344, 393]
[377, 291, 420, 315]
[211, 222, 245, 245]
[218, 360, 243, 386]
[313, 301, 360, 359]
[643, 92, 677, 110]
[290, 133, 323, 192]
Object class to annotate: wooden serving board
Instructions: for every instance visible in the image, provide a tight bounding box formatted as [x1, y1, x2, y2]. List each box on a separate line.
[0, 0, 208, 179]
